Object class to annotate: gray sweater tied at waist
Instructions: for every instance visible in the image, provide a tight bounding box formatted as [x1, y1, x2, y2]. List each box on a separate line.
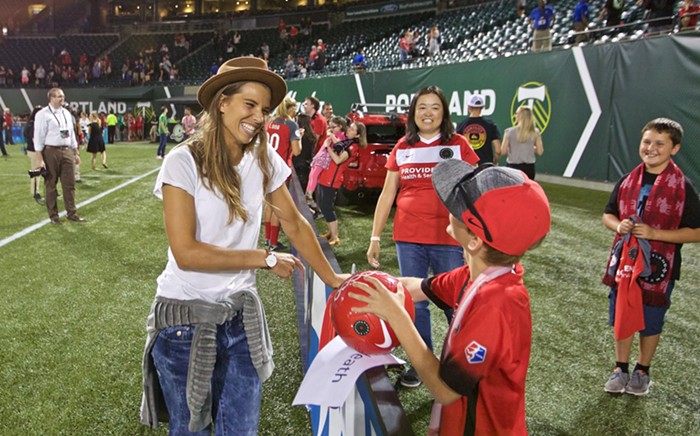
[140, 291, 274, 432]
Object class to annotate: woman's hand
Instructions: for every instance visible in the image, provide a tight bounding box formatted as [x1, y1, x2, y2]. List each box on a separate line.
[367, 240, 381, 268]
[269, 252, 304, 279]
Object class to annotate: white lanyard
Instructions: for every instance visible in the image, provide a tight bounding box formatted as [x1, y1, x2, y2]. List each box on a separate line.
[446, 265, 514, 350]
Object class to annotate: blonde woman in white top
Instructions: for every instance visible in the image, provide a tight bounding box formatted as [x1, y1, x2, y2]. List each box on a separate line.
[500, 106, 544, 180]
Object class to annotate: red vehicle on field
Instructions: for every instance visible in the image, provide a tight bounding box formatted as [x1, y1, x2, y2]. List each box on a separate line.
[342, 103, 408, 200]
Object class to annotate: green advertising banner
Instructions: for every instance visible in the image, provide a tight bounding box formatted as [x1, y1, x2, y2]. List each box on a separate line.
[2, 34, 698, 185]
[287, 34, 700, 186]
[0, 86, 184, 124]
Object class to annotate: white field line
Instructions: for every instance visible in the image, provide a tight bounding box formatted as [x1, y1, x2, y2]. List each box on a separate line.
[0, 173, 147, 179]
[0, 167, 160, 249]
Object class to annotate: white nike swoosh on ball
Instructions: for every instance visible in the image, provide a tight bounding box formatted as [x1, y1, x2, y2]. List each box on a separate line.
[375, 320, 393, 349]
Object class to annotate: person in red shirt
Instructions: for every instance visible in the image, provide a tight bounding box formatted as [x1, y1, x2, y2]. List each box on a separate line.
[399, 31, 412, 65]
[308, 46, 318, 68]
[135, 113, 144, 140]
[679, 0, 700, 30]
[4, 108, 13, 145]
[302, 96, 327, 155]
[264, 96, 301, 251]
[354, 160, 551, 435]
[366, 85, 479, 388]
[289, 25, 299, 49]
[316, 120, 367, 246]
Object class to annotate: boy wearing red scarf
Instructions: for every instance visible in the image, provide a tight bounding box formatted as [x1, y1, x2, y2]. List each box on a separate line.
[602, 118, 700, 396]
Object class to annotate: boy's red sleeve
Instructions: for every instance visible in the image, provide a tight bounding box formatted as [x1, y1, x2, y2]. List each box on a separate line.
[421, 265, 471, 310]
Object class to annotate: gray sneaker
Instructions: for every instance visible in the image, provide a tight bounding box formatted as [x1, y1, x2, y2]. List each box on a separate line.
[625, 370, 651, 396]
[604, 369, 629, 394]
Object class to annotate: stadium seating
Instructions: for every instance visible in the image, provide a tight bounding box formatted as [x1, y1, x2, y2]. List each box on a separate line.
[0, 0, 692, 87]
[19, 0, 89, 35]
[0, 35, 119, 77]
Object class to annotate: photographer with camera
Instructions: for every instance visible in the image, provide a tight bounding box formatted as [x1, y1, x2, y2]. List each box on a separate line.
[33, 88, 87, 224]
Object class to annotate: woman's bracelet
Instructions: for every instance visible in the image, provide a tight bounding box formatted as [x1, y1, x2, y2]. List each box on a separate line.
[370, 236, 380, 242]
[616, 223, 622, 234]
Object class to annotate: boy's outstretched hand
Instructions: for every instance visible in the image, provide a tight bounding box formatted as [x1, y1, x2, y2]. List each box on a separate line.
[349, 276, 410, 325]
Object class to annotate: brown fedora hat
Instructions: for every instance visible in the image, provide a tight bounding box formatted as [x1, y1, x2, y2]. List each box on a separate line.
[197, 57, 287, 110]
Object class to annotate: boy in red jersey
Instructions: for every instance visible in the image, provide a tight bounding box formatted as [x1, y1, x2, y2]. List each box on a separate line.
[353, 160, 551, 435]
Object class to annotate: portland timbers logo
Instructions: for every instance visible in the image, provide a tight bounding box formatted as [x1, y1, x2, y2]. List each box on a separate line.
[439, 148, 454, 159]
[641, 252, 670, 284]
[510, 81, 552, 134]
[353, 320, 370, 336]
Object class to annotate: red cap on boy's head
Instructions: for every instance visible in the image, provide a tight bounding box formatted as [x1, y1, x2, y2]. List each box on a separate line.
[432, 160, 551, 256]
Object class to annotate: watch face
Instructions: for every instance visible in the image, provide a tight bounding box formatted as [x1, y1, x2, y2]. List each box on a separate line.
[266, 253, 277, 268]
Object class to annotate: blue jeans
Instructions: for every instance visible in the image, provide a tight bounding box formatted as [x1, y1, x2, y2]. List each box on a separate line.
[157, 133, 168, 157]
[151, 315, 261, 435]
[395, 242, 464, 351]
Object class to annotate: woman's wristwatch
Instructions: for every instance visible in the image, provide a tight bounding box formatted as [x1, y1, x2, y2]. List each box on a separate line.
[264, 249, 278, 269]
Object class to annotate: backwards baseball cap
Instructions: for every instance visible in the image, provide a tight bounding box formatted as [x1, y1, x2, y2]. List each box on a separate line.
[433, 160, 551, 256]
[467, 94, 485, 108]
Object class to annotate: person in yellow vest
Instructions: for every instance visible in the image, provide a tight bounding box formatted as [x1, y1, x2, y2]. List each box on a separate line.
[106, 109, 118, 144]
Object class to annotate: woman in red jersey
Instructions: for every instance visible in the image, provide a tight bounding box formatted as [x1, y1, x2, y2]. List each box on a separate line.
[366, 85, 479, 387]
[264, 96, 301, 251]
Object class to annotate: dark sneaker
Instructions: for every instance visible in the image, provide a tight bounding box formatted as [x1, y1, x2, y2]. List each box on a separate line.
[399, 367, 422, 388]
[270, 242, 287, 252]
[604, 369, 629, 394]
[625, 370, 651, 396]
[50, 217, 62, 225]
[34, 193, 45, 205]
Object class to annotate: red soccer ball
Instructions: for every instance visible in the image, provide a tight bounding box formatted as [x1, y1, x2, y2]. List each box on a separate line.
[330, 270, 415, 355]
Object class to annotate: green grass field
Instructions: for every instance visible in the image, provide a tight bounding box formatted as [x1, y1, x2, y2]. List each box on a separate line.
[1, 142, 698, 435]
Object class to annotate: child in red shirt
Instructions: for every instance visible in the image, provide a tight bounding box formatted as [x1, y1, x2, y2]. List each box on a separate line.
[352, 160, 551, 435]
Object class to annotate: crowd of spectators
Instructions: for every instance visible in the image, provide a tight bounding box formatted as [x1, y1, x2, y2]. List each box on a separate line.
[3, 0, 699, 87]
[0, 33, 193, 88]
[0, 49, 113, 88]
[120, 45, 182, 86]
[398, 26, 443, 65]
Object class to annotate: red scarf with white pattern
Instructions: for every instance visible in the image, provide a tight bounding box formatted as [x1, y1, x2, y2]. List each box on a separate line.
[603, 160, 685, 307]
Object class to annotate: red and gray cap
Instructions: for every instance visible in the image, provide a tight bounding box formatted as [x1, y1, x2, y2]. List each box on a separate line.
[432, 160, 551, 256]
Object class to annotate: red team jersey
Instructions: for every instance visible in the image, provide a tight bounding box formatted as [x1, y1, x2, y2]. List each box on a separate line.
[266, 117, 300, 167]
[386, 134, 479, 246]
[423, 264, 531, 435]
[310, 113, 328, 154]
[317, 139, 360, 189]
